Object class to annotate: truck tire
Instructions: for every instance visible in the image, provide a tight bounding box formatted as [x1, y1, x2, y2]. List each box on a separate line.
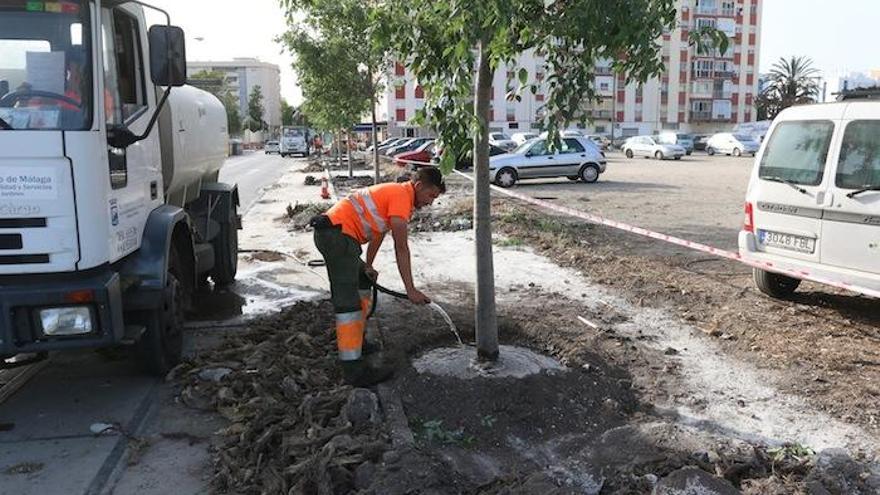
[753, 268, 801, 299]
[136, 247, 185, 376]
[210, 203, 239, 287]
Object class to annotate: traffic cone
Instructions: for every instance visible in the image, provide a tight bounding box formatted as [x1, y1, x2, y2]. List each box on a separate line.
[320, 177, 330, 199]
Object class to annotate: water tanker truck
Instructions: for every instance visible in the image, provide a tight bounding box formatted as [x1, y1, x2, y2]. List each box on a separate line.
[0, 1, 240, 374]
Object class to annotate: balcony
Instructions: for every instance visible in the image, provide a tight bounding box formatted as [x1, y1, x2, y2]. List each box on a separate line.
[595, 66, 613, 76]
[690, 110, 732, 122]
[713, 89, 733, 99]
[691, 69, 739, 80]
[586, 110, 613, 120]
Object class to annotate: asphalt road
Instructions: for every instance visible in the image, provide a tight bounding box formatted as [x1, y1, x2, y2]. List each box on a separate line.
[0, 151, 302, 495]
[219, 151, 301, 214]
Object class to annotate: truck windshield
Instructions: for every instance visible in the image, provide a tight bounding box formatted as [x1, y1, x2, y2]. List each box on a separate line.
[0, 1, 92, 130]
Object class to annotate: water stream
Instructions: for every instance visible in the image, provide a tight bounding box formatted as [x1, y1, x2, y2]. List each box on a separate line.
[428, 302, 464, 346]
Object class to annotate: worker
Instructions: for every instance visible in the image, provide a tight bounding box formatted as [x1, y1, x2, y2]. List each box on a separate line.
[311, 167, 446, 386]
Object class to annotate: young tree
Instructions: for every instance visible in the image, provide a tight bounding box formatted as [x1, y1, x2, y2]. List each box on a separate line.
[383, 0, 726, 361]
[757, 56, 819, 120]
[247, 85, 266, 132]
[280, 0, 387, 182]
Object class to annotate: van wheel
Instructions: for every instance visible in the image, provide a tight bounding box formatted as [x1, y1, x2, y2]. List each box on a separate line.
[136, 247, 186, 376]
[494, 167, 518, 188]
[753, 268, 801, 299]
[654, 150, 664, 160]
[733, 148, 742, 157]
[211, 203, 239, 287]
[625, 149, 634, 159]
[579, 164, 600, 183]
[707, 147, 715, 156]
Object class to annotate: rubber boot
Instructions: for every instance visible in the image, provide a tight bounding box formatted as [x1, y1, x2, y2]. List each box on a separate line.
[340, 359, 395, 387]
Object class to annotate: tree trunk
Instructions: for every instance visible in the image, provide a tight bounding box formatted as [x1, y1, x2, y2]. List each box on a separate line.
[347, 130, 353, 178]
[335, 131, 341, 167]
[473, 38, 499, 362]
[371, 92, 380, 184]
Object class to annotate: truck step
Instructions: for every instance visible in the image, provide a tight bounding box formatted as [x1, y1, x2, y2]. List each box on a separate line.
[120, 324, 146, 345]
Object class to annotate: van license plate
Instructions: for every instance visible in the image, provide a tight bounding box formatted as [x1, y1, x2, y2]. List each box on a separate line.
[758, 230, 816, 254]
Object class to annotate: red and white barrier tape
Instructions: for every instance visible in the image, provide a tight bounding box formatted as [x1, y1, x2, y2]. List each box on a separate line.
[380, 154, 880, 299]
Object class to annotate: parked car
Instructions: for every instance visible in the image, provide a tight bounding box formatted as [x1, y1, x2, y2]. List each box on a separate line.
[692, 134, 710, 151]
[706, 133, 760, 157]
[622, 135, 685, 160]
[489, 132, 517, 151]
[377, 138, 408, 153]
[388, 137, 434, 157]
[739, 101, 880, 299]
[384, 138, 418, 156]
[655, 132, 695, 155]
[367, 138, 397, 152]
[433, 144, 507, 170]
[611, 136, 630, 150]
[511, 132, 539, 145]
[586, 134, 611, 151]
[395, 141, 436, 167]
[264, 140, 280, 154]
[489, 136, 607, 187]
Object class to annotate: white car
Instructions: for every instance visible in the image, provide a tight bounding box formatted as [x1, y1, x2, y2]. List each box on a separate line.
[622, 135, 686, 160]
[511, 132, 539, 145]
[489, 132, 517, 151]
[489, 136, 607, 187]
[264, 141, 280, 154]
[739, 100, 880, 299]
[706, 132, 760, 157]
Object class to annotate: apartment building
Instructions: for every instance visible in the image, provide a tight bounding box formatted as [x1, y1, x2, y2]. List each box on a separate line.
[385, 0, 762, 139]
[187, 58, 282, 129]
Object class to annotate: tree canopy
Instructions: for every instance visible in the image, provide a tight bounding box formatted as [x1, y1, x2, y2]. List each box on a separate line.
[757, 56, 819, 120]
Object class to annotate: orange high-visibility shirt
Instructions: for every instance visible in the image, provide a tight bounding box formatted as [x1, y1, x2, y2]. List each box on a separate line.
[326, 182, 415, 244]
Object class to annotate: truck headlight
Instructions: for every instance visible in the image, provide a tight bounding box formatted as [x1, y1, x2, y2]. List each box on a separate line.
[38, 306, 94, 336]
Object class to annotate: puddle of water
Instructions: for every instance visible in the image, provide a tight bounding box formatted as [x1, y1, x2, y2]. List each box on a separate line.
[413, 345, 565, 379]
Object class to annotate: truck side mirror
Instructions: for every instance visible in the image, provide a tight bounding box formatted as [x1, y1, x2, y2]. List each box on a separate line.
[148, 25, 186, 87]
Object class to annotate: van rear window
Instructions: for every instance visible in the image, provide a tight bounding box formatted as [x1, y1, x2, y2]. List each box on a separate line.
[759, 121, 833, 186]
[836, 120, 880, 190]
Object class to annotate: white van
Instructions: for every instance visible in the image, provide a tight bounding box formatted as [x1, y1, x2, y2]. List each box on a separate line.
[739, 101, 880, 298]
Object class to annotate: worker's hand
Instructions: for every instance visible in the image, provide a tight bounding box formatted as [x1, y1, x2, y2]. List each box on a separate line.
[364, 265, 379, 281]
[407, 288, 431, 305]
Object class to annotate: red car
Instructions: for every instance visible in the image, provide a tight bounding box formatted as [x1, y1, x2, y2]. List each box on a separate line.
[394, 141, 435, 167]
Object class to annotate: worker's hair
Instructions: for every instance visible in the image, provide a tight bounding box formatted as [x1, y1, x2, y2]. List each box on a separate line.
[413, 166, 446, 194]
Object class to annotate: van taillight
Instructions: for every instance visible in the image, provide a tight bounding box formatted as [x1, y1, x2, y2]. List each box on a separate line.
[743, 202, 754, 232]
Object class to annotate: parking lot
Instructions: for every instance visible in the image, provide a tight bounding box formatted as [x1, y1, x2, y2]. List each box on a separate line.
[510, 150, 757, 251]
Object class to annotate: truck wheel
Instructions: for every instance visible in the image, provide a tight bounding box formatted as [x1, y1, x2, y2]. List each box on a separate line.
[753, 268, 801, 299]
[211, 204, 239, 287]
[136, 248, 185, 376]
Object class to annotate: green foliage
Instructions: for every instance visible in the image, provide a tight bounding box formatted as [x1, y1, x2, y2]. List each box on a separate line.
[379, 0, 722, 172]
[419, 419, 475, 446]
[278, 0, 387, 134]
[757, 56, 819, 120]
[247, 85, 265, 131]
[767, 443, 815, 464]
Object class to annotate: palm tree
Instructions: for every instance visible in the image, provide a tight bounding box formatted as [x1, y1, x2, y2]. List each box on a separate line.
[756, 56, 820, 120]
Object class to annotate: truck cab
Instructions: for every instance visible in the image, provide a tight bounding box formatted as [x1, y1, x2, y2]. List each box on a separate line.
[0, 1, 239, 374]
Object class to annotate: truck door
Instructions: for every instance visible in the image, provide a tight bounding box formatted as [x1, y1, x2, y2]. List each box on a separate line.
[821, 118, 880, 275]
[101, 6, 161, 263]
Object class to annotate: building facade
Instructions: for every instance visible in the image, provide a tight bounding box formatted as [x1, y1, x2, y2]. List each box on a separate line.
[385, 0, 762, 139]
[187, 58, 282, 129]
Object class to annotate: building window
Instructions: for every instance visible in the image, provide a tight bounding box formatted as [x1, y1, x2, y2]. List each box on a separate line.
[712, 99, 732, 118]
[394, 62, 405, 76]
[508, 122, 519, 130]
[489, 108, 494, 121]
[415, 85, 424, 99]
[535, 72, 544, 81]
[721, 1, 735, 16]
[506, 106, 516, 122]
[535, 94, 545, 102]
[696, 18, 716, 30]
[395, 85, 405, 99]
[696, 0, 717, 15]
[395, 108, 406, 122]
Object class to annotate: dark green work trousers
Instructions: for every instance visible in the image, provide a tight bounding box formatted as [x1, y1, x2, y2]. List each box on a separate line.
[313, 226, 373, 314]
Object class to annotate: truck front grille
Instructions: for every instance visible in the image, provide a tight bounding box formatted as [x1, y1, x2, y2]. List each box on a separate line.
[0, 254, 50, 265]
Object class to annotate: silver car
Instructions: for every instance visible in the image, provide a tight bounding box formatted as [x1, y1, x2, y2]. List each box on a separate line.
[622, 135, 686, 160]
[488, 137, 607, 187]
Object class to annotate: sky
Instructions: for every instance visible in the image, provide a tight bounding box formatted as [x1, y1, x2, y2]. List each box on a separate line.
[759, 0, 880, 84]
[146, 0, 302, 105]
[144, 0, 880, 107]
